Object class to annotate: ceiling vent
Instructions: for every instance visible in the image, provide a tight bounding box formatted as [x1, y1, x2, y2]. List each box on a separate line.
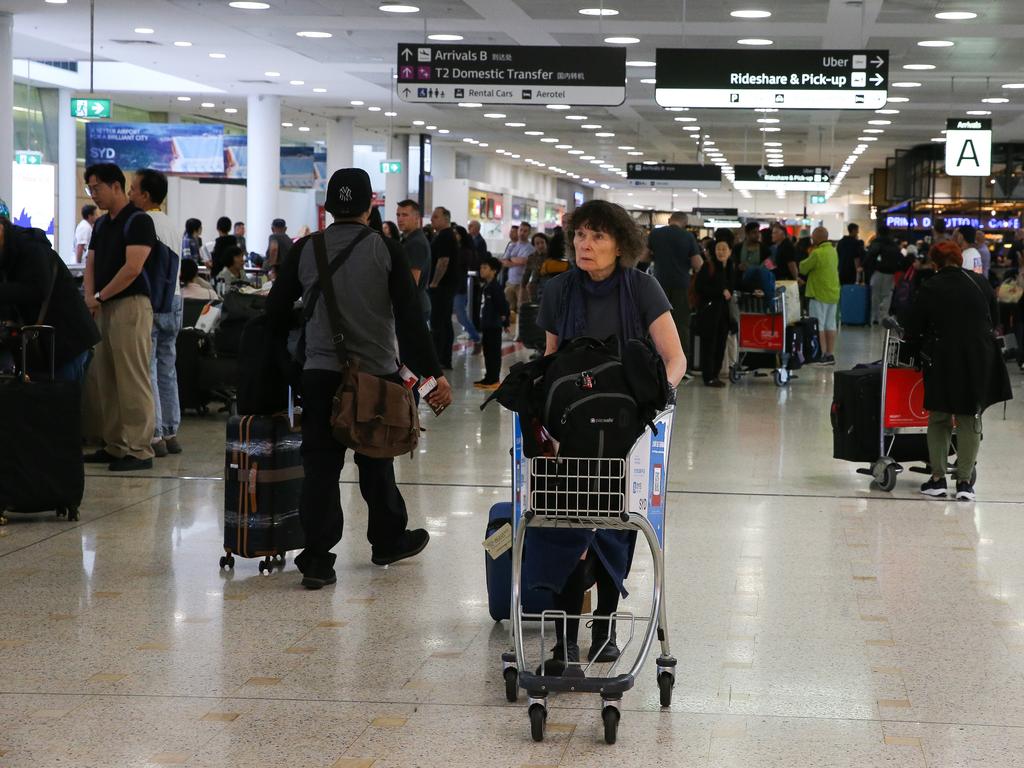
[110, 39, 161, 45]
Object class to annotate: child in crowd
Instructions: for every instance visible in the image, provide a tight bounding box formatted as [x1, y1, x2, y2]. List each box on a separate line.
[474, 256, 510, 390]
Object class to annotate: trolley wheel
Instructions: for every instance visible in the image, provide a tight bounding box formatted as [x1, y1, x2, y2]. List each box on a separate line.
[602, 706, 620, 745]
[729, 365, 741, 384]
[219, 554, 235, 570]
[529, 703, 546, 742]
[877, 464, 898, 493]
[658, 672, 674, 708]
[773, 369, 788, 387]
[503, 668, 519, 703]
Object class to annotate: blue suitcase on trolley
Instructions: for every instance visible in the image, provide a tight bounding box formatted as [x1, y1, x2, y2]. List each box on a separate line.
[840, 284, 870, 326]
[485, 502, 554, 621]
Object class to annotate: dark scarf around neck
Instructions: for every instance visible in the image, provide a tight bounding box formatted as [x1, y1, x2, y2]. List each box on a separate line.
[557, 264, 644, 343]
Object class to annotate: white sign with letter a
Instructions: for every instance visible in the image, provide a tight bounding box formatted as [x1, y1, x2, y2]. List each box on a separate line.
[945, 118, 992, 177]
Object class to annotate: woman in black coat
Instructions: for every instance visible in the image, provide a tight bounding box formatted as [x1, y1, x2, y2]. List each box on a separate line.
[905, 240, 1013, 501]
[693, 239, 736, 387]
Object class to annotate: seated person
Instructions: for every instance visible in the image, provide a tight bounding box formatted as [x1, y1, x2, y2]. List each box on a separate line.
[180, 259, 218, 300]
[214, 245, 252, 296]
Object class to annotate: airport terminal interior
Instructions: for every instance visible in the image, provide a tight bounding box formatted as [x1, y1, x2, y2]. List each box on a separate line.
[1, 1, 1024, 766]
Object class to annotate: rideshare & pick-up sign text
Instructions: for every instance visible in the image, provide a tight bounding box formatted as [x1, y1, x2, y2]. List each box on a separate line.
[656, 49, 889, 110]
[396, 43, 626, 106]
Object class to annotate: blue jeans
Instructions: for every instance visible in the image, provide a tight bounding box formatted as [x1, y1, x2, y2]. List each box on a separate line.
[453, 292, 480, 342]
[150, 294, 183, 439]
[56, 350, 92, 383]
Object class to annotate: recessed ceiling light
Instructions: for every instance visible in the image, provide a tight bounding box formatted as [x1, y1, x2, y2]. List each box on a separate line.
[863, 128, 885, 133]
[509, 153, 519, 158]
[604, 36, 640, 44]
[935, 11, 977, 20]
[876, 109, 900, 114]
[581, 124, 602, 130]
[555, 144, 573, 149]
[281, 121, 293, 127]
[412, 120, 425, 126]
[982, 96, 1009, 103]
[683, 126, 700, 131]
[887, 96, 910, 103]
[437, 128, 450, 134]
[176, 96, 191, 102]
[639, 78, 656, 84]
[731, 9, 772, 18]
[760, 126, 781, 132]
[313, 87, 327, 93]
[224, 107, 238, 113]
[462, 138, 478, 144]
[568, 149, 586, 154]
[200, 102, 215, 108]
[483, 113, 506, 119]
[368, 106, 382, 112]
[350, 100, 364, 106]
[918, 40, 954, 47]
[579, 6, 619, 15]
[546, 104, 571, 110]
[298, 126, 311, 132]
[664, 107, 688, 112]
[627, 151, 644, 156]
[44, 0, 68, 4]
[966, 110, 991, 115]
[868, 119, 891, 125]
[931, 137, 946, 142]
[229, 1, 270, 8]
[756, 117, 780, 123]
[524, 130, 544, 136]
[134, 27, 154, 34]
[763, 141, 782, 147]
[297, 30, 332, 38]
[903, 64, 935, 70]
[428, 33, 463, 41]
[505, 121, 526, 127]
[590, 159, 604, 164]
[457, 102, 483, 108]
[540, 138, 559, 143]
[379, 3, 420, 12]
[173, 41, 192, 47]
[1002, 83, 1024, 89]
[892, 82, 922, 88]
[384, 111, 397, 117]
[290, 79, 305, 85]
[858, 136, 878, 141]
[565, 115, 588, 121]
[626, 60, 656, 67]
[595, 132, 615, 137]
[580, 155, 596, 160]
[209, 52, 227, 59]
[738, 38, 773, 45]
[673, 116, 697, 122]
[618, 145, 635, 150]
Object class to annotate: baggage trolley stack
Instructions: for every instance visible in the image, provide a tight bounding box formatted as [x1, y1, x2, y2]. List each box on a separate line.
[729, 287, 791, 387]
[500, 409, 677, 745]
[856, 320, 974, 492]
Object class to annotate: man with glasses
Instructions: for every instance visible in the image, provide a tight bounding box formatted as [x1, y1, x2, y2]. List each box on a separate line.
[82, 163, 159, 471]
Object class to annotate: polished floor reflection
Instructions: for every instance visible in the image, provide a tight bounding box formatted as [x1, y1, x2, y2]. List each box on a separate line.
[1, 327, 1022, 767]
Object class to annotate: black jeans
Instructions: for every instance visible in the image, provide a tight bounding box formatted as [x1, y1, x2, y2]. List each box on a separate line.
[698, 305, 729, 384]
[553, 551, 620, 646]
[429, 288, 455, 368]
[482, 327, 503, 383]
[298, 369, 409, 569]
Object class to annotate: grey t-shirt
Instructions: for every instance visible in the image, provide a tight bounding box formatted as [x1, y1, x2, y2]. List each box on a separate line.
[537, 268, 673, 343]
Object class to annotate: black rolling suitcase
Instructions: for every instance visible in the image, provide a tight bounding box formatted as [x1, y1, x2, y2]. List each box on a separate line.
[516, 302, 546, 351]
[799, 317, 822, 363]
[0, 326, 84, 523]
[176, 328, 209, 412]
[220, 412, 305, 573]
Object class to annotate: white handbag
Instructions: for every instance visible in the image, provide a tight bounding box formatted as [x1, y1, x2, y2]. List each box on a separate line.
[194, 300, 223, 334]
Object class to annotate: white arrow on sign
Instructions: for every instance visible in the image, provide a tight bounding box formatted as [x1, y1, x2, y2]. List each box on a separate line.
[871, 73, 885, 87]
[91, 102, 105, 115]
[871, 55, 885, 68]
[401, 47, 413, 60]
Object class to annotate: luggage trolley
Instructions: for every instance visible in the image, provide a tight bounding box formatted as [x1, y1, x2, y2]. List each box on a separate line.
[857, 319, 974, 492]
[729, 287, 791, 387]
[500, 408, 677, 745]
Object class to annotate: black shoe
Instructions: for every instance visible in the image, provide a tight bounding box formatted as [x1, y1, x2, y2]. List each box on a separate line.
[704, 379, 726, 388]
[587, 620, 621, 663]
[371, 529, 430, 566]
[108, 456, 153, 472]
[164, 436, 183, 454]
[301, 572, 337, 590]
[152, 439, 168, 458]
[920, 477, 948, 497]
[536, 642, 585, 677]
[955, 481, 976, 502]
[83, 449, 118, 463]
[294, 550, 337, 589]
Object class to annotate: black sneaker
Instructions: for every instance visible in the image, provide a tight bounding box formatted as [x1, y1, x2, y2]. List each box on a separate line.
[537, 642, 585, 678]
[822, 355, 836, 366]
[108, 456, 153, 472]
[587, 619, 620, 663]
[301, 572, 337, 590]
[294, 550, 337, 590]
[920, 477, 948, 497]
[83, 449, 117, 463]
[371, 529, 430, 566]
[955, 481, 976, 502]
[152, 439, 168, 458]
[164, 436, 183, 454]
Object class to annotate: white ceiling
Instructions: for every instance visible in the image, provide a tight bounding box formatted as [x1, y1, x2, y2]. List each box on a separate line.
[8, 0, 1024, 209]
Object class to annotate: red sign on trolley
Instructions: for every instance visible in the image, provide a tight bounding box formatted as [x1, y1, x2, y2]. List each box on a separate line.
[739, 314, 784, 350]
[884, 368, 929, 428]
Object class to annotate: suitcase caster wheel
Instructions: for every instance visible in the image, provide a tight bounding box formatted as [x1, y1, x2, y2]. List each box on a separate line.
[602, 705, 620, 745]
[67, 507, 79, 522]
[503, 667, 519, 703]
[729, 366, 741, 384]
[658, 672, 674, 708]
[259, 558, 274, 575]
[877, 464, 898, 492]
[220, 555, 235, 570]
[773, 369, 788, 387]
[56, 507, 66, 519]
[528, 703, 546, 742]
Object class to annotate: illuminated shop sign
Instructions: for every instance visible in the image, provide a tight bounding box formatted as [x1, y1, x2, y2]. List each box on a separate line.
[884, 213, 1020, 230]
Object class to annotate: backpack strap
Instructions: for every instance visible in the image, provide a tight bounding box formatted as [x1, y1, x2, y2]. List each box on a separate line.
[310, 228, 373, 368]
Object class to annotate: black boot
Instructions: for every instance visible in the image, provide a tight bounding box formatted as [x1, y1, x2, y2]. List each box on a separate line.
[587, 617, 620, 662]
[537, 641, 584, 677]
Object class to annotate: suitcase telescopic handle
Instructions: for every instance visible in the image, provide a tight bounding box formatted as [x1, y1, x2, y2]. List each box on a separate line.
[19, 325, 56, 382]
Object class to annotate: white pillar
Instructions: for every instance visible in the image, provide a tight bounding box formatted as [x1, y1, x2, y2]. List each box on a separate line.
[432, 143, 456, 180]
[326, 116, 353, 173]
[57, 88, 77, 262]
[0, 14, 13, 206]
[384, 132, 409, 220]
[245, 94, 280, 250]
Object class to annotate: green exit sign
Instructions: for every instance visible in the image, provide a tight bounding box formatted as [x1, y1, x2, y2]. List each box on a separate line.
[71, 98, 112, 119]
[15, 151, 43, 165]
[380, 160, 402, 174]
[809, 194, 827, 204]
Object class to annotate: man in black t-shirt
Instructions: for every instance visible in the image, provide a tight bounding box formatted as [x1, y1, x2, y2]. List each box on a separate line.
[647, 211, 701, 372]
[428, 206, 460, 368]
[82, 163, 158, 471]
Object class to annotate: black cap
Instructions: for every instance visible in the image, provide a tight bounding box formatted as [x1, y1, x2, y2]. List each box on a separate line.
[271, 218, 286, 229]
[325, 168, 373, 219]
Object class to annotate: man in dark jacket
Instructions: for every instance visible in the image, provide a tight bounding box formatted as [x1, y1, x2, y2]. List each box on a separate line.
[836, 223, 865, 285]
[866, 226, 905, 325]
[266, 168, 452, 590]
[905, 241, 1012, 502]
[0, 215, 100, 382]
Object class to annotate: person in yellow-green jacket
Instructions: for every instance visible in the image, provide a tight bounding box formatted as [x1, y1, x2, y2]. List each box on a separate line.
[800, 227, 841, 365]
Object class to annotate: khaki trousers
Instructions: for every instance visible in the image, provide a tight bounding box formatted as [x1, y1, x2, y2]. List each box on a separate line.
[93, 295, 156, 460]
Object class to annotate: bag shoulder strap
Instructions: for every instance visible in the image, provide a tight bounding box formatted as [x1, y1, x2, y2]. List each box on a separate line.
[311, 228, 372, 367]
[304, 227, 373, 322]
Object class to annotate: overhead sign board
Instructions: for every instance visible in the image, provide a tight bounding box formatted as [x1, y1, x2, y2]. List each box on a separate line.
[14, 150, 43, 165]
[945, 118, 992, 177]
[733, 166, 832, 191]
[396, 43, 626, 106]
[380, 160, 403, 174]
[809, 194, 827, 204]
[655, 49, 889, 110]
[695, 207, 739, 218]
[884, 211, 1019, 231]
[71, 97, 112, 119]
[625, 163, 722, 189]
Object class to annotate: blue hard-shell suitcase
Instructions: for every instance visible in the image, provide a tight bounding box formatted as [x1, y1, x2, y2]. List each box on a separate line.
[840, 284, 870, 326]
[485, 502, 554, 621]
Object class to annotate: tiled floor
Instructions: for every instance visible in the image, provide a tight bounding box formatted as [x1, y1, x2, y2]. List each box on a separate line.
[1, 326, 1023, 767]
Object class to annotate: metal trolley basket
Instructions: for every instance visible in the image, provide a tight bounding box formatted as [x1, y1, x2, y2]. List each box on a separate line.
[499, 408, 677, 745]
[729, 287, 791, 387]
[857, 320, 974, 492]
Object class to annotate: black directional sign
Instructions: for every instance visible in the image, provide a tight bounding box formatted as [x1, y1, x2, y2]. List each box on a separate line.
[625, 163, 722, 188]
[396, 43, 626, 106]
[733, 165, 832, 191]
[656, 49, 889, 110]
